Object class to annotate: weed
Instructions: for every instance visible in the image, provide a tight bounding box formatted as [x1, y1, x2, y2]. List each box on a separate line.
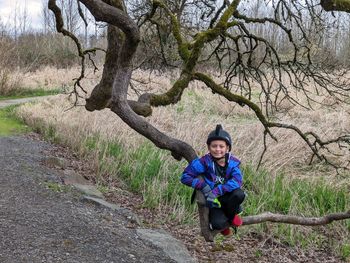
[44, 182, 69, 193]
[96, 183, 109, 194]
[176, 103, 185, 113]
[42, 124, 60, 143]
[84, 136, 99, 151]
[0, 69, 22, 96]
[254, 249, 262, 258]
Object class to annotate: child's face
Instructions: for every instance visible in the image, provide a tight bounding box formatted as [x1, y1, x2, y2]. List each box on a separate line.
[208, 140, 229, 159]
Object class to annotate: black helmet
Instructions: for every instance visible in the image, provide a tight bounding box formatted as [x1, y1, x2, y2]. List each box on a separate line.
[206, 124, 232, 151]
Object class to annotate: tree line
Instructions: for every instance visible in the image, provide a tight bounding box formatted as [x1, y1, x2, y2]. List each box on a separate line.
[0, 0, 349, 72]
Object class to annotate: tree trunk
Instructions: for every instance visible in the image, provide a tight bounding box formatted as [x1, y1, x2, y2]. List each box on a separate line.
[194, 190, 220, 242]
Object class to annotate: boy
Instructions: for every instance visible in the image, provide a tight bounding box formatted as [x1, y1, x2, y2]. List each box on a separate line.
[181, 124, 245, 236]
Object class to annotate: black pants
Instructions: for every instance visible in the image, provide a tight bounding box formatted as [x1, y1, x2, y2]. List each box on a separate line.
[209, 188, 245, 230]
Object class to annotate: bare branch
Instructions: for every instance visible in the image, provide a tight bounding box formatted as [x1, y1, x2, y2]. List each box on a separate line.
[193, 72, 277, 139]
[48, 0, 87, 106]
[194, 71, 350, 170]
[243, 210, 350, 226]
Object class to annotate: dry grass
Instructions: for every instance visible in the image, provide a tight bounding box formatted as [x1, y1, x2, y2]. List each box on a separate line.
[16, 66, 350, 180]
[21, 66, 81, 90]
[0, 66, 84, 96]
[0, 69, 23, 96]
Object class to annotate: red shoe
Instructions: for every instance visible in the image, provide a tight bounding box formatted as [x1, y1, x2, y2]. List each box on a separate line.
[220, 228, 233, 236]
[232, 214, 243, 227]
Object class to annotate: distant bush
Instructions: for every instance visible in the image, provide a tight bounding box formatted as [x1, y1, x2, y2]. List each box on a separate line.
[0, 32, 105, 71]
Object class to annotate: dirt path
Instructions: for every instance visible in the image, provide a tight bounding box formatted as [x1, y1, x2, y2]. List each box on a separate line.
[0, 96, 53, 109]
[0, 135, 193, 263]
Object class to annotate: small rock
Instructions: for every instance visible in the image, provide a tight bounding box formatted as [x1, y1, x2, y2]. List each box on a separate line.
[73, 184, 104, 198]
[136, 229, 195, 263]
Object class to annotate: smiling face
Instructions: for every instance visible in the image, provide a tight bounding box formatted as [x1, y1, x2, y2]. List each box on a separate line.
[208, 140, 229, 159]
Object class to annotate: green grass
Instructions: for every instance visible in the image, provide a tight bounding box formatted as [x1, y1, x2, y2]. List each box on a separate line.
[0, 87, 61, 100]
[0, 105, 30, 136]
[242, 164, 349, 247]
[82, 136, 197, 222]
[243, 165, 348, 216]
[341, 243, 350, 260]
[44, 182, 70, 193]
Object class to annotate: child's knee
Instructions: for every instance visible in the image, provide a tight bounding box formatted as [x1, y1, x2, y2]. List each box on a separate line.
[232, 189, 246, 203]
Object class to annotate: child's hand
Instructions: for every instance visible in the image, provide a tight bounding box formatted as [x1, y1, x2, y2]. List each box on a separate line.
[202, 185, 221, 208]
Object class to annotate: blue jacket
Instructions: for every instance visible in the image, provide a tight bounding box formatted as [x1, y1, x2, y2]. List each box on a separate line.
[181, 153, 242, 198]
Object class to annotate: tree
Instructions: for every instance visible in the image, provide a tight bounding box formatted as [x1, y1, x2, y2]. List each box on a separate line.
[48, 0, 350, 241]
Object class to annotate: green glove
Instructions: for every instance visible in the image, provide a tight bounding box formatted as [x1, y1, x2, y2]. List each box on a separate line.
[206, 194, 221, 208]
[202, 186, 221, 208]
[212, 197, 221, 208]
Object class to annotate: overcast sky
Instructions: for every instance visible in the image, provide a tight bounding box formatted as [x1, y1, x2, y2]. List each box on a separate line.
[0, 0, 43, 30]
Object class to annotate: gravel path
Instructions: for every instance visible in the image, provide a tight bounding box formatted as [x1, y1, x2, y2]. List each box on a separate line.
[0, 135, 192, 263]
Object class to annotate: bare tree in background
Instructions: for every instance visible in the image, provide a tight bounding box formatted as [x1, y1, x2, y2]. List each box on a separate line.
[9, 1, 31, 41]
[48, 0, 350, 241]
[42, 0, 57, 33]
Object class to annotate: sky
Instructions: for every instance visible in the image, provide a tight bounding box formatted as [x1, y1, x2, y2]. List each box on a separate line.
[0, 0, 43, 30]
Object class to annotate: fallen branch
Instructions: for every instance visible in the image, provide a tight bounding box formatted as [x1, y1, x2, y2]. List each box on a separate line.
[243, 210, 350, 226]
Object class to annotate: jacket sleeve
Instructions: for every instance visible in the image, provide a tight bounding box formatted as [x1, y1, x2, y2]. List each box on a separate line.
[180, 158, 207, 190]
[212, 162, 242, 197]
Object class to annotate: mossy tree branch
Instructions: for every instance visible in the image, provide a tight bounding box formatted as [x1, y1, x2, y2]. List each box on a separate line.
[82, 1, 151, 116]
[151, 0, 190, 60]
[77, 0, 198, 163]
[142, 0, 242, 107]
